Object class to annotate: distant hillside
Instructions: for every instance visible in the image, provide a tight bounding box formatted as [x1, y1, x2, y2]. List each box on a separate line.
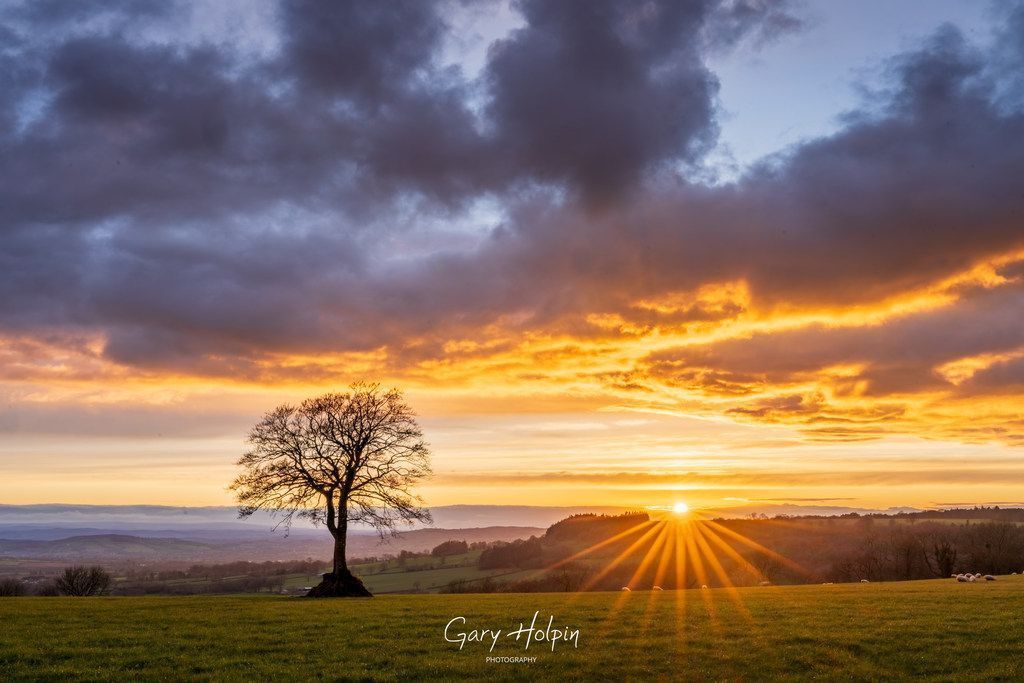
[0, 526, 543, 565]
[9, 503, 1013, 538]
[0, 534, 212, 559]
[348, 527, 544, 557]
[466, 508, 1024, 592]
[0, 504, 626, 534]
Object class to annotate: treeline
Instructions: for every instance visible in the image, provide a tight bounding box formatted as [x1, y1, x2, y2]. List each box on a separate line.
[137, 538, 490, 594]
[828, 520, 1024, 582]
[477, 513, 651, 570]
[116, 558, 330, 595]
[118, 575, 285, 595]
[1, 560, 329, 597]
[545, 512, 651, 544]
[443, 511, 1024, 593]
[123, 559, 327, 583]
[1, 565, 112, 597]
[848, 506, 1024, 523]
[431, 540, 469, 556]
[478, 537, 545, 569]
[722, 516, 1024, 583]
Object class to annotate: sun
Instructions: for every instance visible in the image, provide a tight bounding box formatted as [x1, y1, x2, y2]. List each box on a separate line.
[672, 501, 689, 515]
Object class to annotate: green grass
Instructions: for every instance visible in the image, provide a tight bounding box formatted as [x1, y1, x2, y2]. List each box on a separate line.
[357, 566, 542, 594]
[333, 551, 543, 594]
[353, 549, 485, 573]
[280, 565, 540, 593]
[280, 551, 537, 594]
[280, 566, 504, 593]
[3, 577, 1024, 681]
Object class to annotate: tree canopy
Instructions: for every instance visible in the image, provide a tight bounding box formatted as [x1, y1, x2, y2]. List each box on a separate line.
[230, 383, 432, 596]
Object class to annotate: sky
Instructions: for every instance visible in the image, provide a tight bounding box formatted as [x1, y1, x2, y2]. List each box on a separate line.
[1, 0, 1023, 512]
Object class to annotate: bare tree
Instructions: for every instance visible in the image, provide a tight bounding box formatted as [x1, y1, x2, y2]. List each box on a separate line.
[886, 529, 924, 581]
[230, 383, 432, 597]
[56, 566, 112, 596]
[921, 525, 958, 577]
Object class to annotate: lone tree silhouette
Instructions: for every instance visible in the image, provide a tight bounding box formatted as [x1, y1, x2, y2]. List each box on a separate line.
[230, 383, 432, 597]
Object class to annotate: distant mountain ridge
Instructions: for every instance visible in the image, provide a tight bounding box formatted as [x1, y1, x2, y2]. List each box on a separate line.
[0, 502, 932, 532]
[0, 503, 629, 538]
[0, 526, 545, 564]
[0, 534, 211, 558]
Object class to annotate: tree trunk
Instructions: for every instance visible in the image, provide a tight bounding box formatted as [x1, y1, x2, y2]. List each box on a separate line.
[333, 528, 347, 576]
[306, 506, 372, 598]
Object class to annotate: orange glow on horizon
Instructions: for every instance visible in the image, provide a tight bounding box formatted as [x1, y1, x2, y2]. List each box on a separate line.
[0, 249, 1023, 508]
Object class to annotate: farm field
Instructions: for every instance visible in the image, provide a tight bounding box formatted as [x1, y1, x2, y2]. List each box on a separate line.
[3, 577, 1024, 681]
[284, 564, 543, 594]
[279, 550, 546, 594]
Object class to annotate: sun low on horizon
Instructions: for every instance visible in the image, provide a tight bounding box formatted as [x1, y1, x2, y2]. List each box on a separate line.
[1, 0, 1024, 516]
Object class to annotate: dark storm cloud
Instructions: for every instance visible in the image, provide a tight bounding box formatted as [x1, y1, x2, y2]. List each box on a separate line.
[483, 0, 800, 202]
[464, 25, 1024, 323]
[2, 0, 1024, 399]
[0, 0, 797, 223]
[280, 0, 446, 102]
[0, 0, 795, 364]
[3, 39, 332, 228]
[484, 0, 717, 201]
[275, 0, 506, 203]
[352, 19, 1024, 383]
[1, 0, 469, 232]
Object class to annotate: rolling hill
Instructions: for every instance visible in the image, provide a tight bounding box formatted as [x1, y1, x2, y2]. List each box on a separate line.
[3, 578, 1023, 679]
[0, 526, 543, 565]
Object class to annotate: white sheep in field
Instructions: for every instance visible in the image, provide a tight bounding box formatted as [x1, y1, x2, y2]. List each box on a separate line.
[956, 575, 968, 582]
[652, 586, 663, 591]
[758, 580, 771, 586]
[860, 579, 869, 583]
[700, 584, 709, 589]
[621, 587, 631, 591]
[974, 573, 982, 579]
[985, 575, 996, 581]
[968, 575, 977, 582]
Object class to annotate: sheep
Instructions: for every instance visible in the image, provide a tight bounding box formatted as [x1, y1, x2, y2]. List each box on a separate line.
[860, 579, 869, 583]
[758, 580, 771, 586]
[621, 587, 631, 592]
[700, 584, 709, 589]
[653, 586, 663, 591]
[985, 575, 996, 581]
[974, 573, 982, 579]
[956, 575, 968, 582]
[968, 575, 977, 582]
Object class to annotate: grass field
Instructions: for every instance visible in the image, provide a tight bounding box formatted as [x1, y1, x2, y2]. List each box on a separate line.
[276, 550, 546, 594]
[3, 577, 1024, 681]
[283, 565, 543, 594]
